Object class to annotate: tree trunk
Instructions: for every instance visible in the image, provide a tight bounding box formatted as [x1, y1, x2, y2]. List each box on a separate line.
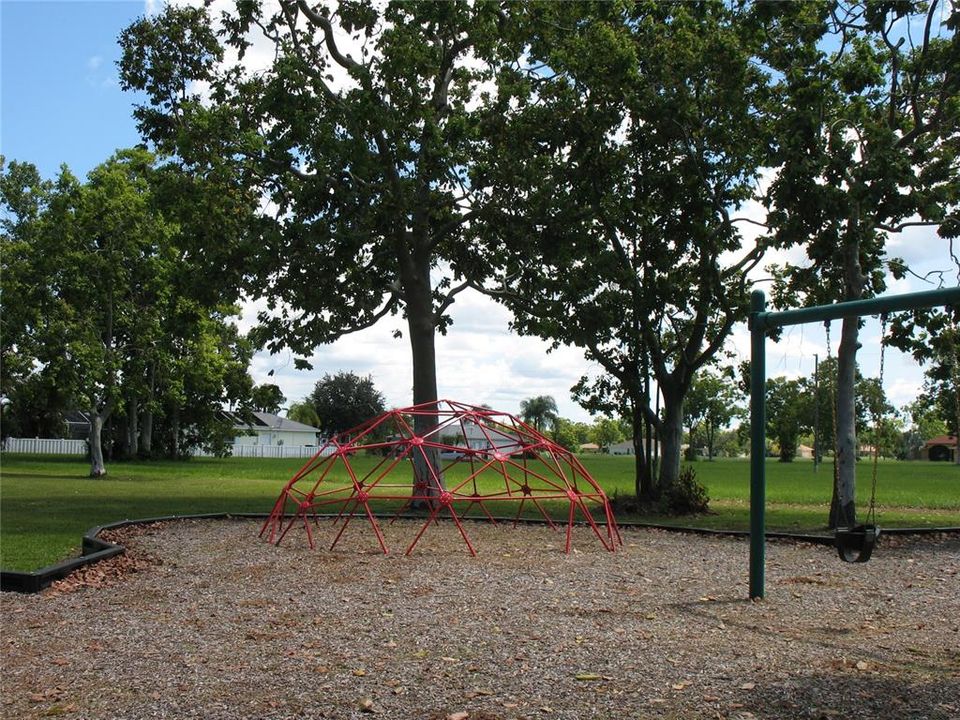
[630, 391, 659, 501]
[126, 395, 139, 458]
[141, 405, 153, 456]
[830, 220, 865, 529]
[657, 391, 684, 497]
[952, 338, 960, 466]
[633, 434, 645, 499]
[89, 411, 108, 477]
[403, 252, 445, 507]
[830, 315, 859, 527]
[170, 407, 180, 459]
[141, 360, 155, 456]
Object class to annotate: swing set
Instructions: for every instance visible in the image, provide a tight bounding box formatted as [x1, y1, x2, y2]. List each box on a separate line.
[823, 316, 883, 564]
[747, 285, 960, 599]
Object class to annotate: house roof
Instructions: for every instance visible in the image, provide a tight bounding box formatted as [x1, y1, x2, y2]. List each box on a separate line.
[221, 410, 321, 433]
[923, 434, 958, 448]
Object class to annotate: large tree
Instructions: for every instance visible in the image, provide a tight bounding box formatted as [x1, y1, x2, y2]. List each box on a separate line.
[0, 160, 68, 440]
[119, 1, 516, 500]
[762, 1, 960, 525]
[684, 368, 742, 461]
[1, 151, 174, 474]
[1, 151, 255, 470]
[476, 1, 772, 500]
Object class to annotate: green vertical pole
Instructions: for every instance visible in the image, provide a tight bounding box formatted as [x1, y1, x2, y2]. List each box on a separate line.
[749, 290, 766, 600]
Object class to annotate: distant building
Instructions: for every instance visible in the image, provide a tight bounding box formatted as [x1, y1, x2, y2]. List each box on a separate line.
[921, 435, 958, 462]
[605, 439, 662, 456]
[607, 440, 635, 455]
[438, 417, 525, 457]
[797, 444, 814, 459]
[221, 411, 322, 447]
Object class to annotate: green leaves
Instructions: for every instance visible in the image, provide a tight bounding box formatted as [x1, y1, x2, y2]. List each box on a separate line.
[1, 150, 256, 460]
[477, 1, 772, 491]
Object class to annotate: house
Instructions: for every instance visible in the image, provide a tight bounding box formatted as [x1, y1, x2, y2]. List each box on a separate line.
[607, 440, 635, 455]
[222, 411, 322, 447]
[921, 435, 958, 462]
[438, 417, 527, 457]
[579, 442, 600, 453]
[606, 438, 662, 456]
[797, 444, 815, 460]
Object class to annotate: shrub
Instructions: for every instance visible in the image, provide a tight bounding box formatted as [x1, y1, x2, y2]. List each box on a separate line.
[661, 466, 710, 515]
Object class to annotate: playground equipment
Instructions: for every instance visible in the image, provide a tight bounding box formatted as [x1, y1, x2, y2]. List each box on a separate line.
[748, 285, 960, 598]
[260, 400, 621, 555]
[824, 317, 884, 563]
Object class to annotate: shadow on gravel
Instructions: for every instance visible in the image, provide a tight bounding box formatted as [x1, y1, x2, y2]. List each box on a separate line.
[744, 673, 959, 720]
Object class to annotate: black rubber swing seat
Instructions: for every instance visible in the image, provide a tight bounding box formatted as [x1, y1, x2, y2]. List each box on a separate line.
[835, 524, 880, 563]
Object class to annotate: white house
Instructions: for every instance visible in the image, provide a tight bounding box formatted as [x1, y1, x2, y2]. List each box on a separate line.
[606, 439, 661, 456]
[438, 417, 526, 457]
[223, 411, 322, 447]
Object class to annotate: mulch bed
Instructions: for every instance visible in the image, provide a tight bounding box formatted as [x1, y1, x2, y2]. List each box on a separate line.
[1, 519, 958, 719]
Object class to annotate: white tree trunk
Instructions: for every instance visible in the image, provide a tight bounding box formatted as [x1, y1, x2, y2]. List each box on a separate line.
[89, 413, 107, 477]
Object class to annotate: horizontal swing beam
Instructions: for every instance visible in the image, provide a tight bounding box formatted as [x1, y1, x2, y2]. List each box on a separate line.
[751, 286, 960, 332]
[747, 285, 960, 600]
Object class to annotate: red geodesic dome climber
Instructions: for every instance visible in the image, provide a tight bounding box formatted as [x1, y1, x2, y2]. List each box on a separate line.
[260, 400, 621, 555]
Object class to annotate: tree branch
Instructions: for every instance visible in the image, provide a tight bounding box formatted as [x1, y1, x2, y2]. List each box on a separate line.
[434, 279, 472, 320]
[876, 219, 943, 233]
[296, 0, 364, 74]
[280, 1, 339, 103]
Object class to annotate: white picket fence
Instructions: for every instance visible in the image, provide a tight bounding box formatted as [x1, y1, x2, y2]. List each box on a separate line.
[2, 437, 87, 455]
[194, 444, 336, 459]
[2, 436, 335, 460]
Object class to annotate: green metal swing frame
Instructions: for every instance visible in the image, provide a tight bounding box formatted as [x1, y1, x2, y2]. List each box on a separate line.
[747, 285, 960, 599]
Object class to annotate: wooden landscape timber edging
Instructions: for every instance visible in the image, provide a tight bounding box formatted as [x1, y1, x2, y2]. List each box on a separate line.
[1, 514, 958, 594]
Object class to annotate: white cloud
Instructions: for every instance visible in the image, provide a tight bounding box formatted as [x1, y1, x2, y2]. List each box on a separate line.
[244, 288, 598, 422]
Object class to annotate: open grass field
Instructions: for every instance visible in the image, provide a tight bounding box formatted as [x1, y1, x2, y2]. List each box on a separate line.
[1, 453, 958, 571]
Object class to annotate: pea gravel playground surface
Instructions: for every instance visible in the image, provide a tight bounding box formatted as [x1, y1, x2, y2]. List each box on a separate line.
[1, 519, 958, 719]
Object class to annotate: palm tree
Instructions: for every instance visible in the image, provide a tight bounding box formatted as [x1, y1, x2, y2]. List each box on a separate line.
[519, 395, 559, 434]
[286, 401, 321, 429]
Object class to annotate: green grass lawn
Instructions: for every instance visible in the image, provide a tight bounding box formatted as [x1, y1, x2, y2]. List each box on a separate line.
[1, 453, 958, 571]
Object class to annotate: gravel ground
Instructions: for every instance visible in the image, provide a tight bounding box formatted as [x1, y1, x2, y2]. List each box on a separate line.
[1, 518, 958, 720]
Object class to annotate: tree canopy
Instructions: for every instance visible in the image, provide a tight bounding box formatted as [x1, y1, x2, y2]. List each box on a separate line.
[477, 1, 773, 498]
[519, 395, 559, 435]
[119, 0, 528, 501]
[307, 371, 386, 437]
[0, 151, 254, 472]
[251, 383, 286, 414]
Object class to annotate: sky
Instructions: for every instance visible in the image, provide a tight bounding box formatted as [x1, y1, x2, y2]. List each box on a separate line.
[1, 0, 954, 425]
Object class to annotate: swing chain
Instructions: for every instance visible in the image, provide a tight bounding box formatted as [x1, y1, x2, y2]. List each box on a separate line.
[949, 306, 960, 461]
[825, 320, 839, 489]
[866, 314, 888, 525]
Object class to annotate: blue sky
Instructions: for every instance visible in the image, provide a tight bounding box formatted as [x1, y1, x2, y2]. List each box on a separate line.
[1, 1, 146, 181]
[0, 0, 945, 425]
